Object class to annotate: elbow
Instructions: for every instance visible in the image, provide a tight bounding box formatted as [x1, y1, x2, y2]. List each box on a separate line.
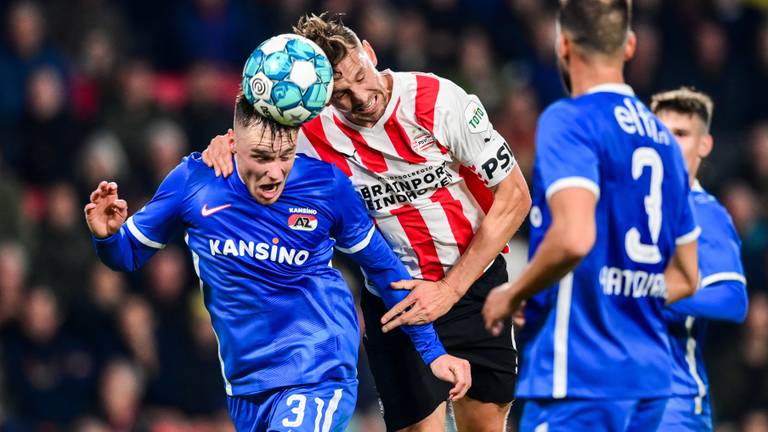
[734, 286, 749, 323]
[559, 232, 595, 262]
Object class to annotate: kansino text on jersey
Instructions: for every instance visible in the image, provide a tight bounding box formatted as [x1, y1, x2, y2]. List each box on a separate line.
[599, 266, 667, 298]
[209, 239, 310, 266]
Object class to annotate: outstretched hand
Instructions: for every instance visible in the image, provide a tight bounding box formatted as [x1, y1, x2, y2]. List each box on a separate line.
[380, 279, 460, 332]
[429, 354, 472, 401]
[84, 181, 128, 238]
[202, 128, 236, 177]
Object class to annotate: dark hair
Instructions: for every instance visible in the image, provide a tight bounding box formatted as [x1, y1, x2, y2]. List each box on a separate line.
[559, 0, 632, 55]
[233, 91, 298, 146]
[650, 87, 714, 131]
[293, 12, 360, 67]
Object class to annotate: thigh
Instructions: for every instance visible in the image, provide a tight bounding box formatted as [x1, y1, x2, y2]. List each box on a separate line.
[520, 399, 634, 432]
[269, 379, 358, 432]
[362, 288, 451, 431]
[452, 396, 511, 432]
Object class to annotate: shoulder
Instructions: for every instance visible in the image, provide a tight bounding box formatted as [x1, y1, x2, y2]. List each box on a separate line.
[693, 189, 735, 227]
[292, 155, 346, 183]
[537, 99, 591, 142]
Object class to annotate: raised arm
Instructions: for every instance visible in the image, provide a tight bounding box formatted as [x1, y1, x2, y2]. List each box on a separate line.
[85, 156, 190, 271]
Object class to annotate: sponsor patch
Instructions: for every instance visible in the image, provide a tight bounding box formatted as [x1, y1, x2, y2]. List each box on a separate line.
[464, 101, 488, 134]
[288, 214, 318, 231]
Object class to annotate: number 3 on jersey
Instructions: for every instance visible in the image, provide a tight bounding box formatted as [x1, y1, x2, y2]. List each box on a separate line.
[625, 147, 663, 264]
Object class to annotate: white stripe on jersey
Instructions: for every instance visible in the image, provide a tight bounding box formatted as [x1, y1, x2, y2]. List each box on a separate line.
[553, 272, 574, 399]
[126, 216, 166, 249]
[700, 272, 747, 287]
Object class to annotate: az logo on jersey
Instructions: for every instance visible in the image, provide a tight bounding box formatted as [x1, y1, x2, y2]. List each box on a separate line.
[288, 214, 318, 231]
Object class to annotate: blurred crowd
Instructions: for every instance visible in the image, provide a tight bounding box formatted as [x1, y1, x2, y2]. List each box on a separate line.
[0, 0, 767, 431]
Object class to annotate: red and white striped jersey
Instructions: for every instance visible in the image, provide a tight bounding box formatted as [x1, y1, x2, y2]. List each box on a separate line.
[297, 71, 517, 281]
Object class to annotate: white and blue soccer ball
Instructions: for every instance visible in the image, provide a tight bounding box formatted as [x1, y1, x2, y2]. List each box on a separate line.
[242, 34, 334, 127]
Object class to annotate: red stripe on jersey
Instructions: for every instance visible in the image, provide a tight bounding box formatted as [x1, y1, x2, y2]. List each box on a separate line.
[414, 74, 439, 135]
[458, 166, 510, 253]
[390, 205, 445, 281]
[430, 187, 473, 256]
[459, 165, 493, 214]
[384, 99, 427, 164]
[332, 114, 388, 173]
[301, 118, 352, 177]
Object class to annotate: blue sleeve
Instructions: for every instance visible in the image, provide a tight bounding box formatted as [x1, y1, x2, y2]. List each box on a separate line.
[536, 103, 600, 200]
[331, 167, 447, 365]
[667, 197, 747, 322]
[92, 158, 190, 272]
[666, 280, 747, 322]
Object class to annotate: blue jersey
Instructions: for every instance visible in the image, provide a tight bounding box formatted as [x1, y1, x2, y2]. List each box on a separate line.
[663, 182, 747, 406]
[518, 84, 699, 399]
[93, 153, 446, 397]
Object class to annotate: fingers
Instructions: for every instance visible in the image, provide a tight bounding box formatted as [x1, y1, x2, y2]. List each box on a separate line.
[448, 361, 471, 401]
[390, 280, 416, 290]
[380, 294, 416, 325]
[202, 149, 214, 168]
[84, 202, 96, 216]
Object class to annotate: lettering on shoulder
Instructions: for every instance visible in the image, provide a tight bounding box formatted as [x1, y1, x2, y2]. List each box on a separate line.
[613, 98, 670, 145]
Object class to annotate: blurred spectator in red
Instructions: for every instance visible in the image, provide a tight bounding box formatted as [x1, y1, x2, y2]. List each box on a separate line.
[180, 63, 232, 153]
[103, 58, 169, 178]
[1, 286, 97, 429]
[0, 241, 27, 331]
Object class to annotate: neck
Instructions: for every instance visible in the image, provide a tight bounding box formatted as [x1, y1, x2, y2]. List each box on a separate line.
[568, 54, 626, 97]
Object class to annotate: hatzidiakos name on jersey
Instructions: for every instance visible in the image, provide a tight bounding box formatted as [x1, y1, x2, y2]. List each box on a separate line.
[209, 238, 310, 265]
[599, 266, 667, 298]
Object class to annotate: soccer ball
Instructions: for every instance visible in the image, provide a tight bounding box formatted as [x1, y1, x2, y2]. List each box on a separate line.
[242, 34, 334, 127]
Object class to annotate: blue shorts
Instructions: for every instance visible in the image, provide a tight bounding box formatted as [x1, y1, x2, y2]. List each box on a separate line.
[658, 395, 712, 432]
[226, 378, 357, 432]
[520, 397, 668, 432]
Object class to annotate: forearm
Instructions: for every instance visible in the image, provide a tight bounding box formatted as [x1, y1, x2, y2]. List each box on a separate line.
[444, 172, 530, 296]
[668, 280, 748, 323]
[349, 231, 447, 364]
[92, 226, 155, 272]
[509, 226, 585, 303]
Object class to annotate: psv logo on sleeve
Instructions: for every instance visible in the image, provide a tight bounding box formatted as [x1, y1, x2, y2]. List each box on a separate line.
[288, 214, 318, 231]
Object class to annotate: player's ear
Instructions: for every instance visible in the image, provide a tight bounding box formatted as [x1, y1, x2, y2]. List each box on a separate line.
[624, 31, 637, 61]
[699, 134, 714, 159]
[361, 40, 378, 68]
[556, 30, 569, 63]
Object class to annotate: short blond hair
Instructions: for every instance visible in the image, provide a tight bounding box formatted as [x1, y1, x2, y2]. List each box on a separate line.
[650, 87, 714, 131]
[293, 13, 360, 67]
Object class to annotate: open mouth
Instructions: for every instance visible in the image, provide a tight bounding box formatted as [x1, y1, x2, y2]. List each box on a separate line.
[259, 182, 280, 193]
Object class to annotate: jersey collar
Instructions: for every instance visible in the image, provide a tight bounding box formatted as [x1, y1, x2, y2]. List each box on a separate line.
[692, 180, 705, 192]
[586, 83, 635, 96]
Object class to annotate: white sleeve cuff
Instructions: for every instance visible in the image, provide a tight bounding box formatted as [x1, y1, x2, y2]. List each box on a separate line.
[675, 226, 701, 245]
[546, 177, 600, 201]
[700, 272, 747, 287]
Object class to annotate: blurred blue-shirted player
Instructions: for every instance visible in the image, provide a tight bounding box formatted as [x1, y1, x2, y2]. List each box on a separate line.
[652, 88, 749, 431]
[483, 1, 701, 431]
[83, 93, 471, 432]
